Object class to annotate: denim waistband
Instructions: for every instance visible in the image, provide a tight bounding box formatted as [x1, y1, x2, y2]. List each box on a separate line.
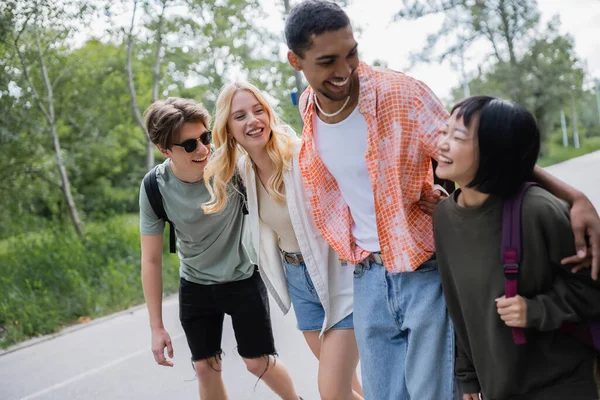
[281, 250, 304, 266]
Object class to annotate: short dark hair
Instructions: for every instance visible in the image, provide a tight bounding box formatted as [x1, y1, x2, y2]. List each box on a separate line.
[451, 95, 540, 198]
[284, 0, 350, 57]
[144, 98, 211, 150]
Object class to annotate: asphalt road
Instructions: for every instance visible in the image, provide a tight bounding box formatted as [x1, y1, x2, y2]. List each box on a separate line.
[0, 295, 322, 400]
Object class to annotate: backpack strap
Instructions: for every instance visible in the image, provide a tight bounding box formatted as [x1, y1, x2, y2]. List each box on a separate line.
[502, 182, 538, 345]
[143, 166, 176, 254]
[232, 171, 249, 215]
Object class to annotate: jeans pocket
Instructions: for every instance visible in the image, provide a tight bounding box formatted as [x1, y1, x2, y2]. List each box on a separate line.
[302, 264, 318, 297]
[415, 260, 438, 273]
[353, 262, 366, 279]
[282, 260, 292, 274]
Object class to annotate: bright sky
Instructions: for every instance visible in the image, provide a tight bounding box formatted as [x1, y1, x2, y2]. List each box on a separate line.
[261, 0, 600, 102]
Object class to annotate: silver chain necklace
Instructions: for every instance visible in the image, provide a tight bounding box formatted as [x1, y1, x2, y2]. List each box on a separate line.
[314, 94, 351, 118]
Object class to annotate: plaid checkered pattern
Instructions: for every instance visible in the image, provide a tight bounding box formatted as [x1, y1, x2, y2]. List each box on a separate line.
[298, 62, 449, 273]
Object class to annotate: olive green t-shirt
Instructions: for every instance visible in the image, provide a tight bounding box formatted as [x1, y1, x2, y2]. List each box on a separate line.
[139, 159, 255, 285]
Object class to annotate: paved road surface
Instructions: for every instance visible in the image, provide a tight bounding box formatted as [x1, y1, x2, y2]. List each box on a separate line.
[1, 151, 599, 400]
[0, 296, 321, 400]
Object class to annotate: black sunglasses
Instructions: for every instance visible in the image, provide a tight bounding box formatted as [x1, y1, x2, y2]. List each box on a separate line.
[173, 131, 212, 153]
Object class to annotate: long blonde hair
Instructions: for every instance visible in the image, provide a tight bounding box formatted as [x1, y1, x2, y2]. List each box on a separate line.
[202, 81, 296, 214]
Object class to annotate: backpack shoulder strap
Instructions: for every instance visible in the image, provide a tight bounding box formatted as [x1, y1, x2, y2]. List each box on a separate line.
[502, 182, 538, 345]
[143, 167, 167, 220]
[143, 166, 176, 254]
[232, 170, 249, 215]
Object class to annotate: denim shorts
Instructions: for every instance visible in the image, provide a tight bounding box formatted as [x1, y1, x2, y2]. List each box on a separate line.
[283, 259, 353, 331]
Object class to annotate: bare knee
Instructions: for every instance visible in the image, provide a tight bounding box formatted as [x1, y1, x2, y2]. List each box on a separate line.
[194, 356, 222, 378]
[243, 355, 271, 377]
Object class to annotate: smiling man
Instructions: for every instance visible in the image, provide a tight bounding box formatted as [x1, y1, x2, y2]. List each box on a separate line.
[138, 98, 301, 400]
[284, 1, 600, 399]
[285, 4, 456, 398]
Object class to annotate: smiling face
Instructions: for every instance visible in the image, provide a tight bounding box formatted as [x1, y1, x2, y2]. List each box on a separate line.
[160, 121, 211, 182]
[436, 109, 480, 189]
[288, 25, 359, 102]
[227, 89, 271, 153]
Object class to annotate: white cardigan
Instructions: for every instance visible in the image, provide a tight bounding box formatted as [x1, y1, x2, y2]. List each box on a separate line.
[237, 137, 354, 335]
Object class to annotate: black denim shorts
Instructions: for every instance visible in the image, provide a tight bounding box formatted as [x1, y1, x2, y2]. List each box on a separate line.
[179, 267, 276, 361]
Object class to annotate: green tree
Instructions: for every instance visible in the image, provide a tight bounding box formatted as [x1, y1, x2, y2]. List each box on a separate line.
[519, 20, 584, 140]
[113, 0, 290, 139]
[126, 0, 169, 172]
[579, 88, 600, 137]
[0, 0, 306, 237]
[0, 0, 98, 238]
[397, 0, 543, 105]
[1, 4, 145, 235]
[449, 18, 585, 144]
[55, 39, 147, 218]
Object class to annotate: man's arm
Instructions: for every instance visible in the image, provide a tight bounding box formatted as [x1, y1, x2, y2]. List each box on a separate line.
[412, 80, 453, 215]
[497, 192, 600, 329]
[532, 165, 600, 279]
[141, 233, 174, 367]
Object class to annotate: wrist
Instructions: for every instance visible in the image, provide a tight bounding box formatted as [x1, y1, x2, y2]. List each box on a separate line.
[433, 184, 449, 197]
[150, 322, 165, 331]
[567, 188, 585, 207]
[524, 297, 541, 329]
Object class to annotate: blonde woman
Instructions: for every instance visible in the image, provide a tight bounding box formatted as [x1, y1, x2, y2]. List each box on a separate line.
[203, 81, 363, 400]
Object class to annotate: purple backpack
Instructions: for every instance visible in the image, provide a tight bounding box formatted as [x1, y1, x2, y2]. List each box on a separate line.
[502, 182, 600, 350]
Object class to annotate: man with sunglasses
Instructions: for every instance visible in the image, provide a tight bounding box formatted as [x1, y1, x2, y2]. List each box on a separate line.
[138, 98, 301, 400]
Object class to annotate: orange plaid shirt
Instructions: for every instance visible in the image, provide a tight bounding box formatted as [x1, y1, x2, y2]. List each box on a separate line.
[298, 62, 449, 273]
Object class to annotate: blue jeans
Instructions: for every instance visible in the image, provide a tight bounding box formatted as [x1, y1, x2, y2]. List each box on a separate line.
[353, 258, 457, 399]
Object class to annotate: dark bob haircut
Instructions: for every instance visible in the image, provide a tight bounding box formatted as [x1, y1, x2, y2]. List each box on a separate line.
[451, 95, 540, 199]
[284, 0, 350, 58]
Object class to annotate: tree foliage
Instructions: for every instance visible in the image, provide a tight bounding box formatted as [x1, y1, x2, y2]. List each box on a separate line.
[0, 0, 304, 238]
[396, 1, 591, 145]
